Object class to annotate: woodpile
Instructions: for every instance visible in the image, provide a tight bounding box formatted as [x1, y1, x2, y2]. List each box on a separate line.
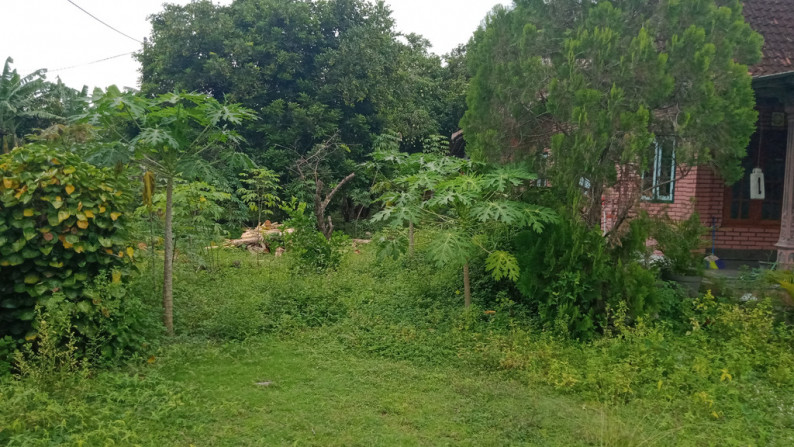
[224, 221, 293, 254]
[224, 221, 373, 256]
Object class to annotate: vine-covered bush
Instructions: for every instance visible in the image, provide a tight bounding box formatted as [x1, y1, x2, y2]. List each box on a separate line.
[0, 144, 133, 341]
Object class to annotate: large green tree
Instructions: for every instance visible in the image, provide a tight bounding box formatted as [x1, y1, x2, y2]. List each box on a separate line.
[462, 0, 762, 232]
[137, 0, 462, 224]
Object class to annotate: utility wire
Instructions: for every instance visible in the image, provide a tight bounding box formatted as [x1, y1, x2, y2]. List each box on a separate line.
[65, 0, 143, 44]
[49, 51, 136, 73]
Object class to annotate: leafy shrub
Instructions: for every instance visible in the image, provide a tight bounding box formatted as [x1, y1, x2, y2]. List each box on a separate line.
[0, 144, 133, 341]
[4, 272, 159, 379]
[467, 290, 794, 422]
[13, 304, 86, 387]
[138, 181, 231, 271]
[649, 212, 708, 276]
[282, 199, 349, 271]
[514, 217, 660, 338]
[53, 273, 159, 364]
[0, 367, 190, 446]
[261, 276, 348, 333]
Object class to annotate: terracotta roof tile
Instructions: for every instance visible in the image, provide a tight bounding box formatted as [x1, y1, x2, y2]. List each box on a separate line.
[744, 0, 794, 77]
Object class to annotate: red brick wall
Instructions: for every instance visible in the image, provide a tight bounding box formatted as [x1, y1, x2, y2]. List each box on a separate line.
[603, 165, 781, 252]
[642, 166, 699, 220]
[693, 168, 779, 251]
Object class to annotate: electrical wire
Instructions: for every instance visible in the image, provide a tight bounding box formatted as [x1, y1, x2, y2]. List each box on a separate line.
[65, 0, 143, 44]
[49, 51, 136, 73]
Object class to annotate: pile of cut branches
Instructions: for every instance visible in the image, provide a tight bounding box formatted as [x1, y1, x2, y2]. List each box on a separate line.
[224, 221, 292, 254]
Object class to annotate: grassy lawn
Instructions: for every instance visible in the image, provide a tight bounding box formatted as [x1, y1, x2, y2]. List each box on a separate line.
[2, 249, 793, 446]
[2, 334, 677, 446]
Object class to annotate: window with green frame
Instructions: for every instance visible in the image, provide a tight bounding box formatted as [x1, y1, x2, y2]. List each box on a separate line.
[642, 137, 675, 202]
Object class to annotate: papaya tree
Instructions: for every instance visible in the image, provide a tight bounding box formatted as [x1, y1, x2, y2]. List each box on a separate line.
[373, 153, 557, 307]
[82, 88, 256, 334]
[237, 167, 280, 226]
[364, 131, 453, 256]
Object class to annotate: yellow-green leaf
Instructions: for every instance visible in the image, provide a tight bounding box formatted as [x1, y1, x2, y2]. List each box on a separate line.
[24, 274, 39, 284]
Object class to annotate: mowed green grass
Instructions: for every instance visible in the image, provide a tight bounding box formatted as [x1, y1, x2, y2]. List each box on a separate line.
[136, 336, 675, 446]
[0, 334, 675, 446]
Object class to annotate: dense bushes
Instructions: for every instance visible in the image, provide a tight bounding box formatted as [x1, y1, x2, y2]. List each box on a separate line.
[0, 145, 134, 346]
[514, 218, 663, 339]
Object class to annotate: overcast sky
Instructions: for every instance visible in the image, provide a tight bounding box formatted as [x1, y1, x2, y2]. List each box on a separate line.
[2, 0, 509, 92]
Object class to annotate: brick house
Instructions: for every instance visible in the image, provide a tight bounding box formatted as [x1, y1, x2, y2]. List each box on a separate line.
[604, 0, 794, 265]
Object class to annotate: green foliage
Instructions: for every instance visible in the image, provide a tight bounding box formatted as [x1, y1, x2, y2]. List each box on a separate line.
[7, 272, 159, 380]
[281, 199, 348, 271]
[515, 217, 660, 339]
[485, 250, 520, 282]
[81, 88, 256, 179]
[463, 0, 762, 229]
[0, 144, 133, 340]
[650, 212, 708, 276]
[0, 57, 60, 152]
[0, 365, 189, 446]
[2, 244, 793, 444]
[138, 0, 466, 226]
[371, 150, 557, 289]
[141, 181, 232, 270]
[237, 167, 280, 225]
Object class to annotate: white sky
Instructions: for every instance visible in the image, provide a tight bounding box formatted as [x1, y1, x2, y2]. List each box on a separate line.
[2, 0, 509, 92]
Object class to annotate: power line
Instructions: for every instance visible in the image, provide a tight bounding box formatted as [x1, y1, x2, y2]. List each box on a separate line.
[49, 51, 136, 73]
[65, 0, 142, 44]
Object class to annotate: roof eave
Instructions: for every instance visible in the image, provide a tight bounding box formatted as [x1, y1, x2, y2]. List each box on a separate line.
[752, 70, 794, 83]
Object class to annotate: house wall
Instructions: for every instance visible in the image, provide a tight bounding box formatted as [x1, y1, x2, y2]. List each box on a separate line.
[601, 161, 780, 258]
[642, 166, 699, 220]
[633, 166, 779, 253]
[693, 167, 780, 253]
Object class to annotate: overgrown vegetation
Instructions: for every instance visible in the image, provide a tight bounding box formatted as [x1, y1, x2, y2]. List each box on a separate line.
[0, 145, 134, 363]
[2, 247, 793, 444]
[1, 0, 792, 444]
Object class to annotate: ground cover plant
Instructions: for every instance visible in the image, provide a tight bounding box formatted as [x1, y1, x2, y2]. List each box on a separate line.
[2, 242, 793, 445]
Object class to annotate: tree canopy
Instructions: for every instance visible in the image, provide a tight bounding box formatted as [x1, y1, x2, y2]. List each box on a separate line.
[137, 0, 461, 161]
[462, 0, 762, 229]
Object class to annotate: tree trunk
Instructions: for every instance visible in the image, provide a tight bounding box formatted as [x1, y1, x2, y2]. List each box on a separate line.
[315, 172, 355, 240]
[463, 261, 471, 308]
[2, 135, 8, 154]
[163, 177, 175, 335]
[408, 221, 415, 257]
